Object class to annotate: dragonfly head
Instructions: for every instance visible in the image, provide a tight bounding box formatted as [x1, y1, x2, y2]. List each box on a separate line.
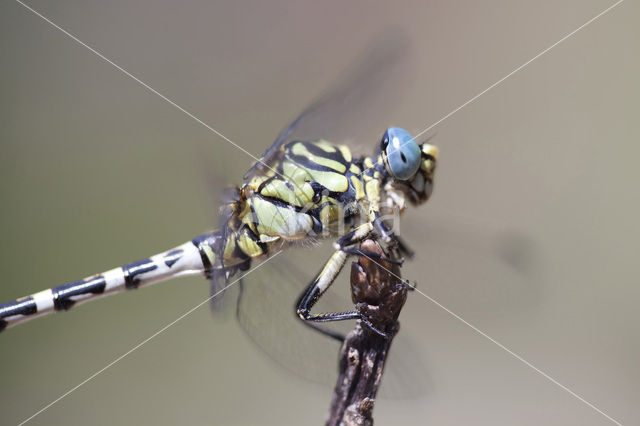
[380, 127, 438, 205]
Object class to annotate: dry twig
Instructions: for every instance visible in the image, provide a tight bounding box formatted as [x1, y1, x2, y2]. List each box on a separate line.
[326, 239, 408, 426]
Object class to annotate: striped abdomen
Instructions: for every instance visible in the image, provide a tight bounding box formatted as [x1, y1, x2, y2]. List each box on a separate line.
[0, 233, 224, 331]
[0, 224, 277, 332]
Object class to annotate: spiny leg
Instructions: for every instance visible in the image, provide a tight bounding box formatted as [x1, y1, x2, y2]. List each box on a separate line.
[394, 234, 415, 259]
[371, 212, 416, 263]
[296, 223, 389, 339]
[340, 248, 403, 265]
[295, 253, 388, 339]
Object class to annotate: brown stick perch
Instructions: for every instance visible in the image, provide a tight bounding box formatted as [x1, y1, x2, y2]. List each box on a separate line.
[326, 239, 408, 426]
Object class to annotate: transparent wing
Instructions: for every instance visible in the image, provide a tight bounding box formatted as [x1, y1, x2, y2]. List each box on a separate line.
[244, 31, 415, 180]
[233, 240, 431, 399]
[404, 213, 541, 317]
[231, 218, 539, 398]
[234, 242, 345, 384]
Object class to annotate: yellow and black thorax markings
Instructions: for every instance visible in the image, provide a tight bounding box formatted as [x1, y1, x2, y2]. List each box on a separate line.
[214, 140, 370, 265]
[278, 139, 365, 205]
[196, 139, 383, 277]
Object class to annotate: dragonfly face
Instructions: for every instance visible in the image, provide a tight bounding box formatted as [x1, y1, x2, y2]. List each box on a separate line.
[380, 127, 438, 207]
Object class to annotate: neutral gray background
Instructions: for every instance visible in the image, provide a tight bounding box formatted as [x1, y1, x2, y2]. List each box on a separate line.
[1, 1, 638, 425]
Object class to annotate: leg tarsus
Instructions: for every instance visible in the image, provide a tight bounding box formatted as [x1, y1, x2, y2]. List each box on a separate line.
[394, 235, 415, 259]
[359, 317, 390, 339]
[298, 308, 390, 340]
[295, 232, 400, 342]
[373, 215, 394, 244]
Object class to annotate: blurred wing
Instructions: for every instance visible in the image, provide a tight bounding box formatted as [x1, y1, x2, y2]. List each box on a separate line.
[234, 241, 351, 384]
[232, 216, 540, 397]
[194, 146, 252, 314]
[244, 31, 414, 180]
[234, 241, 427, 397]
[234, 240, 429, 399]
[405, 212, 541, 317]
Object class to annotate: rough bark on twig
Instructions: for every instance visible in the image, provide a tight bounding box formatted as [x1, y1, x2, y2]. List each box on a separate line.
[326, 239, 408, 426]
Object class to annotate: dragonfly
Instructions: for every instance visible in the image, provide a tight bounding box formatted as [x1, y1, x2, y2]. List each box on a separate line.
[0, 129, 437, 335]
[0, 38, 438, 342]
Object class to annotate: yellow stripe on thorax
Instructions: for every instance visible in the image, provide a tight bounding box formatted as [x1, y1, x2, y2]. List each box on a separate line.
[259, 178, 314, 207]
[313, 140, 337, 153]
[252, 196, 313, 238]
[365, 178, 381, 222]
[281, 160, 349, 194]
[290, 142, 347, 174]
[350, 175, 365, 200]
[236, 228, 264, 258]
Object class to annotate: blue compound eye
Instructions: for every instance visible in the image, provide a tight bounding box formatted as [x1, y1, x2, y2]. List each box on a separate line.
[382, 127, 421, 180]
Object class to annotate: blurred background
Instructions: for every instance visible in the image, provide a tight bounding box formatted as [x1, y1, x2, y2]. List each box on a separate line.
[1, 0, 638, 424]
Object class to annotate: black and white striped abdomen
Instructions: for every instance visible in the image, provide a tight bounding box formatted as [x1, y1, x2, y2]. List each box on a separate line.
[0, 240, 207, 331]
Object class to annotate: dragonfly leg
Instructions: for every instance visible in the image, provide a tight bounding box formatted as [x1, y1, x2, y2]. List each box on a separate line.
[371, 213, 416, 263]
[337, 222, 401, 263]
[394, 235, 415, 259]
[296, 249, 349, 327]
[340, 247, 403, 265]
[296, 240, 389, 340]
[298, 307, 388, 340]
[335, 222, 374, 248]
